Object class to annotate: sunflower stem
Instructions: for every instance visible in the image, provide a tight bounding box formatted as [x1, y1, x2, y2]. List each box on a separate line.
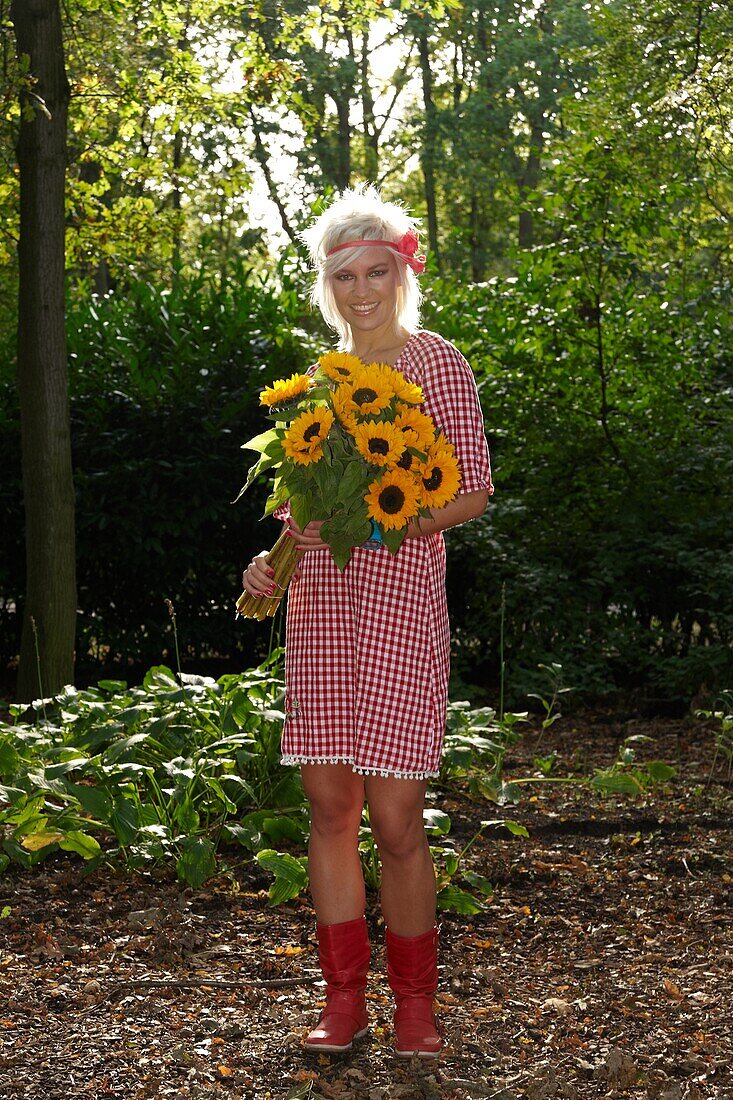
[235, 530, 299, 620]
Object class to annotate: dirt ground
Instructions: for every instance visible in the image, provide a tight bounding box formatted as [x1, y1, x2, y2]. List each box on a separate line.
[0, 712, 731, 1100]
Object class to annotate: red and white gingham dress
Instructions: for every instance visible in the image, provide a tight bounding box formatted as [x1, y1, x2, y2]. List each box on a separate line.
[280, 330, 493, 779]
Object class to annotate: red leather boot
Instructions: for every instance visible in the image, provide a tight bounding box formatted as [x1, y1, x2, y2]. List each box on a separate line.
[304, 916, 370, 1053]
[386, 925, 442, 1058]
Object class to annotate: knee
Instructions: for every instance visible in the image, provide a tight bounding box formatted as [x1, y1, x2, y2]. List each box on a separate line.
[308, 793, 362, 839]
[371, 815, 427, 862]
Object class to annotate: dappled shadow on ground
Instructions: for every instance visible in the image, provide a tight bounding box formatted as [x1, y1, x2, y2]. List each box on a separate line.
[0, 715, 731, 1099]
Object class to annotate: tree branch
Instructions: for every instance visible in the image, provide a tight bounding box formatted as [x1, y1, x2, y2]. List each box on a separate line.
[248, 105, 301, 250]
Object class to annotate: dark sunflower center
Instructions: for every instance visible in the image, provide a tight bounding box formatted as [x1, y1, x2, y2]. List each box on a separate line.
[303, 422, 322, 442]
[353, 387, 378, 405]
[397, 450, 413, 470]
[368, 438, 390, 455]
[423, 466, 443, 492]
[378, 485, 406, 514]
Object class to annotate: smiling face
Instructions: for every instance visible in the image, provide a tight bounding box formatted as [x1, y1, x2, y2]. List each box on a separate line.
[328, 248, 402, 340]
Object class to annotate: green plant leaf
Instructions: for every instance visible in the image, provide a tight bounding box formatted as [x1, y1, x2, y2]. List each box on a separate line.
[203, 776, 237, 814]
[381, 525, 408, 555]
[256, 848, 308, 904]
[111, 796, 139, 845]
[58, 831, 102, 859]
[645, 761, 676, 782]
[423, 809, 451, 835]
[142, 666, 179, 691]
[0, 740, 20, 779]
[461, 870, 494, 897]
[242, 428, 280, 454]
[261, 815, 307, 844]
[436, 885, 484, 915]
[174, 797, 200, 832]
[65, 782, 112, 820]
[443, 853, 459, 876]
[176, 836, 216, 888]
[592, 772, 645, 795]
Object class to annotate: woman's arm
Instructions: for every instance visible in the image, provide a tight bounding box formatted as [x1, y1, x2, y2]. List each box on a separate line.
[284, 488, 488, 556]
[405, 488, 489, 539]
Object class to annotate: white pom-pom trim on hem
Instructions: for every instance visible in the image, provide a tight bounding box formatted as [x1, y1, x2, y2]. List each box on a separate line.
[280, 754, 439, 781]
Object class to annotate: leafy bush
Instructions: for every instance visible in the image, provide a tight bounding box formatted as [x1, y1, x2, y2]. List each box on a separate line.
[424, 181, 733, 705]
[0, 664, 530, 912]
[2, 228, 731, 703]
[0, 656, 306, 887]
[0, 273, 324, 677]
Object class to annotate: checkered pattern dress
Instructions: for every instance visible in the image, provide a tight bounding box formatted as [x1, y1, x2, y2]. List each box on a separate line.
[279, 330, 493, 779]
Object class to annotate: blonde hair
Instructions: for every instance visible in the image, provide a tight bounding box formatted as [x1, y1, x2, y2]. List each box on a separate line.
[302, 184, 423, 348]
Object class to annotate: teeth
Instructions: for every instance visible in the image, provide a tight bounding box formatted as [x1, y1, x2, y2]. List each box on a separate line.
[353, 304, 376, 312]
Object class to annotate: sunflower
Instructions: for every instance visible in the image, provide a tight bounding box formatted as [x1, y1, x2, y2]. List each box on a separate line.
[381, 366, 425, 405]
[396, 447, 418, 473]
[340, 366, 395, 418]
[393, 406, 436, 452]
[332, 385, 360, 436]
[353, 421, 405, 468]
[282, 408, 334, 465]
[319, 351, 362, 384]
[365, 468, 422, 531]
[419, 439, 462, 509]
[260, 372, 313, 408]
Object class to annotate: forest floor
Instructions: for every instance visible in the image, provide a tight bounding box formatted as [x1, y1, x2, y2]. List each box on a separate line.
[0, 711, 731, 1100]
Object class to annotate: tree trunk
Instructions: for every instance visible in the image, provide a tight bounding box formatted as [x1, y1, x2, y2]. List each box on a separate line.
[248, 105, 301, 249]
[11, 0, 76, 702]
[360, 30, 378, 181]
[335, 97, 351, 190]
[417, 29, 441, 270]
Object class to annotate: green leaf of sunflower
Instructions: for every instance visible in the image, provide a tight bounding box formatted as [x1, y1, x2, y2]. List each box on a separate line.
[289, 494, 312, 530]
[242, 428, 281, 454]
[337, 460, 369, 504]
[381, 526, 408, 555]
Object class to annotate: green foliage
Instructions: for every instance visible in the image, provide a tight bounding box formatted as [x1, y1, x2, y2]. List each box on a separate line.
[1, 662, 684, 914]
[2, 0, 731, 706]
[695, 690, 733, 786]
[0, 655, 305, 886]
[426, 182, 733, 702]
[0, 273, 323, 675]
[0, 663, 532, 913]
[590, 736, 677, 796]
[441, 700, 527, 803]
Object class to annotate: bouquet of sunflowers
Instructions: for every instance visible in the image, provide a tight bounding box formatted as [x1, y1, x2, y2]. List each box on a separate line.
[235, 351, 461, 619]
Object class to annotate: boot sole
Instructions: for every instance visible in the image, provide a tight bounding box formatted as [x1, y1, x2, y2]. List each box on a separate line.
[304, 1027, 369, 1054]
[394, 1048, 441, 1059]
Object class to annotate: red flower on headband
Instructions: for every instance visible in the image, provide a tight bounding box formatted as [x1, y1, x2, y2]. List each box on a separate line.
[396, 230, 426, 274]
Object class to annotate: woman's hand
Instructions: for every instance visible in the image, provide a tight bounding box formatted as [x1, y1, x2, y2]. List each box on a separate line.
[242, 552, 277, 598]
[286, 519, 329, 552]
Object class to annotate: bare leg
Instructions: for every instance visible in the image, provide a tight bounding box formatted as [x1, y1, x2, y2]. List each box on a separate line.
[365, 775, 436, 935]
[301, 763, 366, 924]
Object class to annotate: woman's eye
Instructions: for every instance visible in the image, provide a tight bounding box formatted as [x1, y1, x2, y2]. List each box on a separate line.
[336, 274, 353, 281]
[369, 269, 387, 277]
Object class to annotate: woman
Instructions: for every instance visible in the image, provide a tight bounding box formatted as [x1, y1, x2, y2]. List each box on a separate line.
[242, 186, 493, 1058]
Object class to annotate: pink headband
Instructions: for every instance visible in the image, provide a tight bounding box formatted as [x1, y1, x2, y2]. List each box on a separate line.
[326, 228, 426, 275]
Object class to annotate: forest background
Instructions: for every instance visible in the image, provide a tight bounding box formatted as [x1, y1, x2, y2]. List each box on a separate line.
[1, 0, 732, 710]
